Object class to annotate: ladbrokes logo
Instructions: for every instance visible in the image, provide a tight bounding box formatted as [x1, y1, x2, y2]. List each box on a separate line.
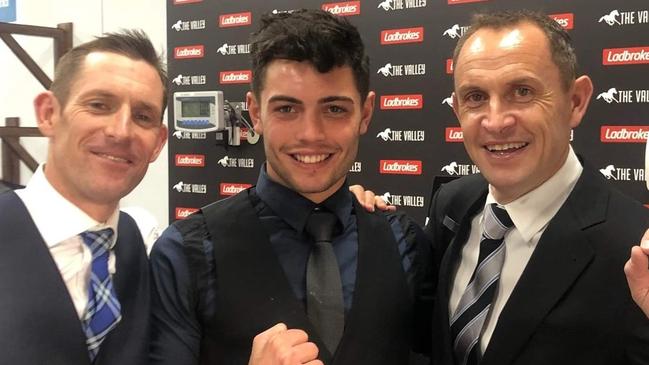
[379, 191, 425, 207]
[381, 27, 424, 45]
[441, 161, 480, 176]
[446, 59, 453, 74]
[175, 154, 205, 167]
[376, 128, 425, 142]
[174, 45, 204, 59]
[175, 207, 199, 220]
[220, 183, 252, 196]
[173, 0, 201, 4]
[549, 13, 574, 29]
[219, 12, 252, 28]
[603, 47, 649, 65]
[600, 126, 649, 143]
[379, 160, 422, 175]
[322, 1, 360, 16]
[447, 0, 487, 4]
[376, 62, 425, 77]
[598, 9, 649, 26]
[380, 94, 423, 110]
[445, 127, 463, 142]
[377, 0, 427, 11]
[599, 164, 646, 182]
[596, 87, 649, 103]
[219, 70, 252, 84]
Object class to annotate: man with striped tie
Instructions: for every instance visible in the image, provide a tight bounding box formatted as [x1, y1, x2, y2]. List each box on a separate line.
[0, 30, 167, 364]
[426, 9, 649, 365]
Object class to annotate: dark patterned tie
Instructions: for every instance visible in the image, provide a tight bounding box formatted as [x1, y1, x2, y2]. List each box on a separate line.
[450, 203, 514, 365]
[305, 207, 344, 354]
[80, 228, 122, 362]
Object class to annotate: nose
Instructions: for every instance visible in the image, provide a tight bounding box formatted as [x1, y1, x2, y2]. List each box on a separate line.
[297, 111, 326, 142]
[480, 98, 515, 134]
[104, 105, 132, 141]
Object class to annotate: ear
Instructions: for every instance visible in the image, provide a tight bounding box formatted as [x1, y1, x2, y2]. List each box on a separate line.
[33, 91, 60, 137]
[568, 75, 593, 129]
[247, 91, 263, 135]
[149, 124, 168, 163]
[359, 91, 375, 135]
[451, 91, 461, 122]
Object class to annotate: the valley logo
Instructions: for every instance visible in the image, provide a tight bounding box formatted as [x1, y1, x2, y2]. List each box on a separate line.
[376, 62, 425, 77]
[217, 155, 254, 168]
[375, 128, 425, 142]
[596, 87, 649, 104]
[598, 9, 649, 26]
[442, 24, 469, 39]
[379, 191, 425, 207]
[377, 0, 427, 11]
[599, 164, 646, 182]
[172, 181, 207, 194]
[172, 130, 207, 140]
[171, 74, 206, 86]
[216, 43, 251, 56]
[440, 161, 480, 176]
[170, 19, 206, 31]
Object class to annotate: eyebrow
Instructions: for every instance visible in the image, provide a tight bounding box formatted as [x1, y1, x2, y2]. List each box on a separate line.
[267, 95, 355, 104]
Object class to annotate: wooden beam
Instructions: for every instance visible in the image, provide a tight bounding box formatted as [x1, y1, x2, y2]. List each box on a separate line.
[0, 126, 43, 137]
[3, 138, 39, 172]
[54, 22, 73, 64]
[1, 118, 20, 184]
[0, 33, 52, 89]
[0, 22, 65, 38]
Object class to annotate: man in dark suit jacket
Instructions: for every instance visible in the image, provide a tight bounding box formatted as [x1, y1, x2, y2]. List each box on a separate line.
[425, 10, 649, 365]
[0, 30, 167, 364]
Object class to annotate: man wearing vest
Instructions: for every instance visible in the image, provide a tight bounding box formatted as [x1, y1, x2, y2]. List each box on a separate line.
[149, 9, 432, 365]
[0, 31, 167, 364]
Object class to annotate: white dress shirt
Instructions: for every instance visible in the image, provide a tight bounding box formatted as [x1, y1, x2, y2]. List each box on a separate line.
[449, 147, 582, 353]
[15, 165, 119, 319]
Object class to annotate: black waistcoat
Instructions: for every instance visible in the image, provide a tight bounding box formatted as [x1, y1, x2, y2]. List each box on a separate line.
[197, 190, 412, 364]
[0, 191, 150, 365]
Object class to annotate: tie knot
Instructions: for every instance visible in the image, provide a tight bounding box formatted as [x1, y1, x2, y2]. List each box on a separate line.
[81, 228, 115, 254]
[305, 208, 340, 243]
[482, 203, 514, 240]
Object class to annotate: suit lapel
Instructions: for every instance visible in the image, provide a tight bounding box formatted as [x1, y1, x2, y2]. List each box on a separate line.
[434, 179, 488, 364]
[481, 168, 606, 365]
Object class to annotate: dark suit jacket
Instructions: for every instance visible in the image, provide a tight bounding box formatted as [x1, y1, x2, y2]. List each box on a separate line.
[0, 191, 150, 365]
[425, 167, 649, 365]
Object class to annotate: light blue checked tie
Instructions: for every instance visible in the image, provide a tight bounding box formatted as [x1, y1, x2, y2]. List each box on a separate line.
[80, 228, 122, 362]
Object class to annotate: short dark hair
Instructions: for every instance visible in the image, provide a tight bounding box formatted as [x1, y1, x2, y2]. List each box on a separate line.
[453, 10, 578, 90]
[50, 29, 167, 114]
[249, 9, 370, 102]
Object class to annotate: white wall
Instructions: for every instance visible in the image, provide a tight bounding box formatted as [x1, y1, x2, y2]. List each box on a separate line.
[0, 0, 170, 227]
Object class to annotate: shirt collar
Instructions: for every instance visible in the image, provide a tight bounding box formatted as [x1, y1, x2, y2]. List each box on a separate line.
[15, 164, 120, 248]
[255, 163, 353, 234]
[486, 146, 582, 242]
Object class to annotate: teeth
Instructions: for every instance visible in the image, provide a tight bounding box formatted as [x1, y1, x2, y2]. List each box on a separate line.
[294, 154, 330, 164]
[487, 142, 526, 152]
[99, 153, 128, 163]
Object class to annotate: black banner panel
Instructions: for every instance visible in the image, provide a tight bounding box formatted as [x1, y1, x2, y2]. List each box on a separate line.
[167, 0, 649, 225]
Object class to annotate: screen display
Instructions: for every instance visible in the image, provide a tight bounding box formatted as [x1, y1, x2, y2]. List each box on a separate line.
[181, 100, 211, 118]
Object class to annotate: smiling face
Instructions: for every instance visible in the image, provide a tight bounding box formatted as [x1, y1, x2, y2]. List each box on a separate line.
[248, 59, 374, 203]
[452, 22, 592, 203]
[35, 51, 167, 221]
